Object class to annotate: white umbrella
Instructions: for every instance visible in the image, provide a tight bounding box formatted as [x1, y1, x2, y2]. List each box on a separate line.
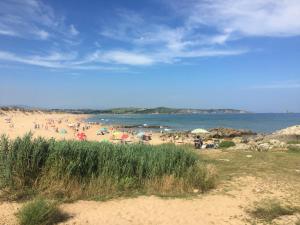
[191, 128, 209, 134]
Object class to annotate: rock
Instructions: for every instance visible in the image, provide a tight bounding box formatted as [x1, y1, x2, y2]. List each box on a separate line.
[217, 159, 230, 162]
[193, 189, 199, 193]
[257, 143, 271, 152]
[274, 125, 300, 136]
[232, 137, 243, 144]
[209, 127, 256, 138]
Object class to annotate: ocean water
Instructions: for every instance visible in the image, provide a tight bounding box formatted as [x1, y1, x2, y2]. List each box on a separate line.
[87, 113, 300, 133]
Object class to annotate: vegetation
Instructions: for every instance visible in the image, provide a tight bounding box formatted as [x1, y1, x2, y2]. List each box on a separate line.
[17, 198, 67, 225]
[218, 141, 235, 149]
[0, 134, 216, 200]
[0, 106, 248, 114]
[250, 198, 299, 222]
[288, 145, 300, 153]
[287, 140, 300, 144]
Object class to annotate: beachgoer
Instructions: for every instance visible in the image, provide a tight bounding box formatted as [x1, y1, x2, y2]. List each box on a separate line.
[194, 135, 203, 149]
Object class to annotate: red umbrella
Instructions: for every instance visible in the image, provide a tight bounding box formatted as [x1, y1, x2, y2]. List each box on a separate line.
[77, 132, 87, 141]
[121, 133, 129, 140]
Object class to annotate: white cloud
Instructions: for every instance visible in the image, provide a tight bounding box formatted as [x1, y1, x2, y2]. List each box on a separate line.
[100, 51, 154, 65]
[35, 30, 49, 40]
[0, 0, 79, 41]
[188, 0, 300, 37]
[98, 9, 246, 65]
[0, 50, 126, 71]
[250, 80, 300, 89]
[69, 24, 79, 36]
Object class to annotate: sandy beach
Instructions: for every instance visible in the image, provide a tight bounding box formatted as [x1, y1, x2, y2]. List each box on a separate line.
[1, 109, 300, 225]
[0, 109, 165, 145]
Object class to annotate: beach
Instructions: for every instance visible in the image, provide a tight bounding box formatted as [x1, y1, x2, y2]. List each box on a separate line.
[0, 109, 165, 145]
[1, 109, 300, 225]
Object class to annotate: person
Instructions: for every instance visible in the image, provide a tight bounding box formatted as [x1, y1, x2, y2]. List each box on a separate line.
[194, 135, 203, 149]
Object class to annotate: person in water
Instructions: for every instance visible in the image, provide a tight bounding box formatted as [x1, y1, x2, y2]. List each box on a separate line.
[194, 135, 203, 149]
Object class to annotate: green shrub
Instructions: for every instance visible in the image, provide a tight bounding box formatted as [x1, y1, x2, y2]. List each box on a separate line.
[288, 145, 300, 153]
[219, 141, 235, 149]
[250, 199, 299, 222]
[0, 134, 216, 199]
[287, 140, 300, 144]
[17, 198, 67, 225]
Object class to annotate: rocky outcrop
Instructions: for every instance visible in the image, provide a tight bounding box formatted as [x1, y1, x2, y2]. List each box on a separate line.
[274, 125, 300, 136]
[209, 127, 256, 138]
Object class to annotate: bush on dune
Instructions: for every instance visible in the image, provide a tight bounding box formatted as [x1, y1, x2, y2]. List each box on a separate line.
[17, 198, 68, 225]
[219, 141, 235, 149]
[0, 134, 217, 199]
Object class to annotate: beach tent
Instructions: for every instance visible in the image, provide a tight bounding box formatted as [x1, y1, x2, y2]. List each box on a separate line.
[77, 132, 87, 141]
[60, 128, 67, 134]
[191, 128, 209, 134]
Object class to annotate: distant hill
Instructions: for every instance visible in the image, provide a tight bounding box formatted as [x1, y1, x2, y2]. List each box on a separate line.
[0, 106, 249, 114]
[50, 107, 249, 114]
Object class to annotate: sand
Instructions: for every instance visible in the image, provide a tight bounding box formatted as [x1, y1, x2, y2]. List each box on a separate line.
[1, 110, 299, 224]
[1, 176, 295, 225]
[0, 110, 165, 145]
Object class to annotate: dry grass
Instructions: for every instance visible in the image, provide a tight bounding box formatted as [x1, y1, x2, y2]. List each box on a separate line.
[249, 198, 300, 222]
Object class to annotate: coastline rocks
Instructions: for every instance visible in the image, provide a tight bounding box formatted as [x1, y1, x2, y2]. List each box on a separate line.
[228, 139, 287, 152]
[274, 125, 300, 136]
[121, 124, 170, 129]
[209, 127, 256, 138]
[266, 125, 300, 142]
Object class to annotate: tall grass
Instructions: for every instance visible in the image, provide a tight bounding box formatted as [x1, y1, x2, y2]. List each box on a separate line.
[0, 134, 216, 199]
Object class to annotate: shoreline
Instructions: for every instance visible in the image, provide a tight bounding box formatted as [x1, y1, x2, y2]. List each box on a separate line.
[1, 109, 299, 147]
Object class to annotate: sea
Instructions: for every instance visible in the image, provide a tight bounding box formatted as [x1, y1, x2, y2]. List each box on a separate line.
[87, 113, 300, 133]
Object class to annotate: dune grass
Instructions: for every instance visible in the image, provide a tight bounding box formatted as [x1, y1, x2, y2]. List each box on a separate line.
[250, 198, 300, 222]
[17, 198, 68, 225]
[218, 141, 235, 149]
[0, 134, 216, 200]
[288, 145, 300, 153]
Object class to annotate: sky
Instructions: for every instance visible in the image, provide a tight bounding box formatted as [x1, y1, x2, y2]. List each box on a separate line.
[0, 0, 300, 112]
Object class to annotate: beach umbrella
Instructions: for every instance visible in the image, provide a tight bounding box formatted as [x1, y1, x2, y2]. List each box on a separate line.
[60, 128, 67, 134]
[121, 133, 129, 140]
[137, 132, 145, 138]
[111, 131, 121, 139]
[113, 131, 121, 136]
[96, 128, 108, 135]
[77, 132, 87, 141]
[191, 128, 209, 134]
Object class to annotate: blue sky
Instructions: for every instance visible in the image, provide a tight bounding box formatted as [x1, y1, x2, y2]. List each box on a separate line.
[0, 0, 300, 112]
